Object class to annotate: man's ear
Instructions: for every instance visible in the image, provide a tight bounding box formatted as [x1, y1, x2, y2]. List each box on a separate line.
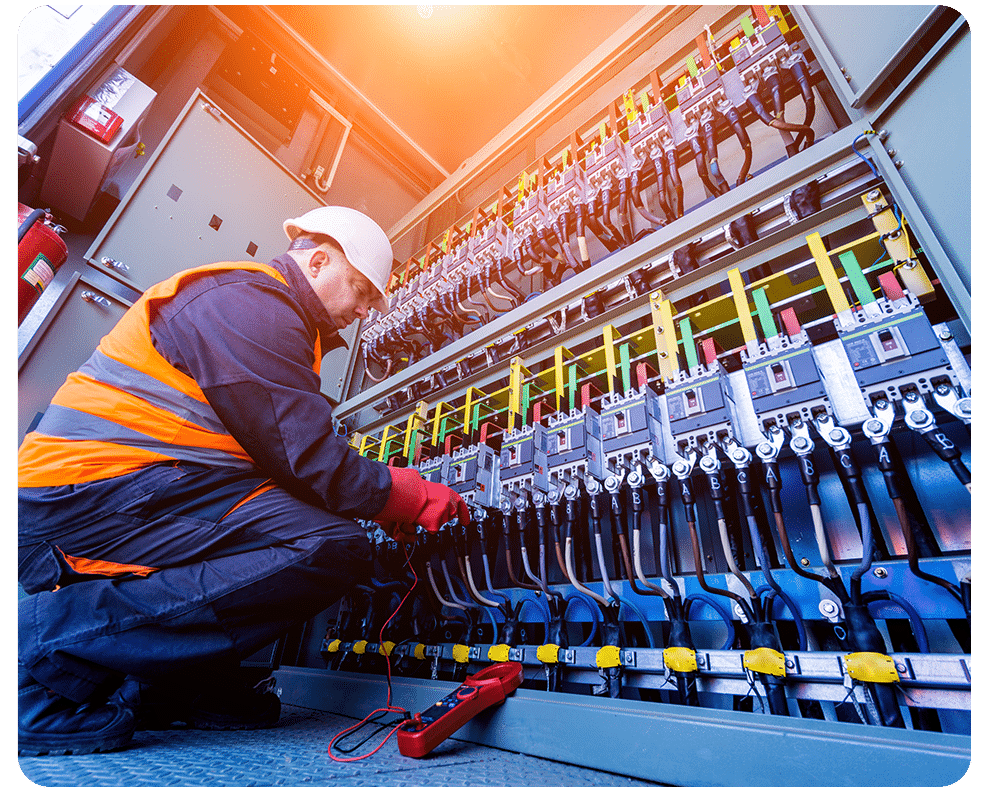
[308, 248, 329, 275]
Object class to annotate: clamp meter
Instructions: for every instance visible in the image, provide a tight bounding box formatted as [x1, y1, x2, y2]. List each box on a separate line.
[396, 661, 524, 758]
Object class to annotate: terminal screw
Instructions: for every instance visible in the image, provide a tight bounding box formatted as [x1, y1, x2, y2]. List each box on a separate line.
[819, 599, 841, 622]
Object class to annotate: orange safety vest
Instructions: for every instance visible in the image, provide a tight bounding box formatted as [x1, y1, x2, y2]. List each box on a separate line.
[18, 261, 323, 488]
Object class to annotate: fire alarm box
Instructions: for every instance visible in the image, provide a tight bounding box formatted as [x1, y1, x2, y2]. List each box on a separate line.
[66, 95, 124, 143]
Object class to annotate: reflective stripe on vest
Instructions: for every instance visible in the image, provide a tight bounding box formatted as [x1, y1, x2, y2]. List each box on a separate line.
[19, 262, 318, 487]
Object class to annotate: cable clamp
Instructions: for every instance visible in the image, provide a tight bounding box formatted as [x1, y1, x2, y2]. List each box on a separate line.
[352, 640, 368, 655]
[596, 645, 622, 669]
[451, 644, 471, 664]
[743, 647, 787, 677]
[413, 642, 427, 661]
[324, 638, 342, 654]
[378, 641, 396, 657]
[536, 644, 560, 664]
[843, 651, 900, 683]
[663, 646, 698, 673]
[488, 644, 512, 663]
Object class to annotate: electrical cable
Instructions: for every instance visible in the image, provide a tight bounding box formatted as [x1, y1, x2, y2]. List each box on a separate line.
[861, 590, 930, 654]
[660, 134, 685, 219]
[677, 464, 756, 624]
[849, 496, 876, 607]
[785, 49, 816, 150]
[618, 598, 656, 649]
[562, 486, 610, 608]
[617, 176, 635, 243]
[755, 585, 808, 652]
[426, 560, 467, 613]
[328, 543, 419, 761]
[698, 105, 730, 195]
[494, 256, 525, 305]
[685, 114, 721, 198]
[684, 593, 736, 650]
[629, 168, 665, 229]
[563, 592, 601, 646]
[516, 596, 550, 645]
[588, 487, 621, 604]
[598, 188, 627, 247]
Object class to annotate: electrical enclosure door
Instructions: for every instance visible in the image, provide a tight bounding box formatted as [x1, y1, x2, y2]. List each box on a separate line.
[85, 90, 359, 401]
[18, 274, 130, 442]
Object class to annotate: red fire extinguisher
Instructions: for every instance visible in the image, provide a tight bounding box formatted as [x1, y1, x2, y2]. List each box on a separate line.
[18, 203, 67, 325]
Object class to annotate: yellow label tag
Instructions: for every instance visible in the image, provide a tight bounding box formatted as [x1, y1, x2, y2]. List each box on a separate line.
[488, 644, 511, 663]
[663, 646, 698, 673]
[452, 644, 471, 664]
[844, 652, 900, 683]
[413, 643, 427, 660]
[743, 647, 787, 677]
[352, 640, 368, 655]
[326, 639, 341, 653]
[596, 645, 622, 669]
[624, 90, 637, 122]
[379, 641, 395, 657]
[537, 644, 560, 664]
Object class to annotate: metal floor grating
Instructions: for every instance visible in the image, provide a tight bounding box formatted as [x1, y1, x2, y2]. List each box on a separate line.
[18, 704, 658, 787]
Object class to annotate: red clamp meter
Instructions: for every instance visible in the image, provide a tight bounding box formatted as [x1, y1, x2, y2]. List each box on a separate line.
[396, 661, 524, 758]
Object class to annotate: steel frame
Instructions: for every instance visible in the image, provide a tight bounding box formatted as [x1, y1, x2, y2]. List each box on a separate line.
[340, 125, 869, 428]
[273, 666, 970, 786]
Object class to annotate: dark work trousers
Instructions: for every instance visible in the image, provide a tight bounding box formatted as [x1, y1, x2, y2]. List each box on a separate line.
[18, 462, 372, 703]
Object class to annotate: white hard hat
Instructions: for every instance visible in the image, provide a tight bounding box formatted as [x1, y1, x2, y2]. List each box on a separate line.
[284, 206, 393, 313]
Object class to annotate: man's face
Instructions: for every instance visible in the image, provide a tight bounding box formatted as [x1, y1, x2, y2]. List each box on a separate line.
[308, 247, 379, 329]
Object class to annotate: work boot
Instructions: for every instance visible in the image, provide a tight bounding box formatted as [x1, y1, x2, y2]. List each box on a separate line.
[19, 667, 136, 756]
[113, 673, 281, 731]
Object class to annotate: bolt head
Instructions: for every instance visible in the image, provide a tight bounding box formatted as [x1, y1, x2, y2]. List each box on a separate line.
[908, 410, 927, 424]
[873, 567, 888, 579]
[792, 437, 808, 449]
[865, 419, 883, 433]
[829, 429, 844, 442]
[757, 443, 772, 456]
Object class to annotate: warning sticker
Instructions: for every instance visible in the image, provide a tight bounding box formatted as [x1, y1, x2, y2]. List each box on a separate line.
[21, 254, 55, 295]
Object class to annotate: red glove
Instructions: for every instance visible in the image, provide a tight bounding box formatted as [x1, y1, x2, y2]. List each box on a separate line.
[375, 466, 471, 537]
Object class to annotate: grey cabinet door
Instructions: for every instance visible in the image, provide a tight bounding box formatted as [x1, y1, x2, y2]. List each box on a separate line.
[84, 90, 359, 401]
[18, 274, 130, 442]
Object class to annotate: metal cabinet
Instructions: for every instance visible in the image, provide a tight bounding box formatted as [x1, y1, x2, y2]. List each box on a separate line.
[22, 90, 358, 422]
[18, 273, 131, 441]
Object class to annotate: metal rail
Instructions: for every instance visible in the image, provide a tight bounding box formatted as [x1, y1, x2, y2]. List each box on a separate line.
[339, 126, 867, 427]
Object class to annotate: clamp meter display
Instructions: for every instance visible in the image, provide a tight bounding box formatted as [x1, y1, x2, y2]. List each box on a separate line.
[396, 661, 524, 758]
